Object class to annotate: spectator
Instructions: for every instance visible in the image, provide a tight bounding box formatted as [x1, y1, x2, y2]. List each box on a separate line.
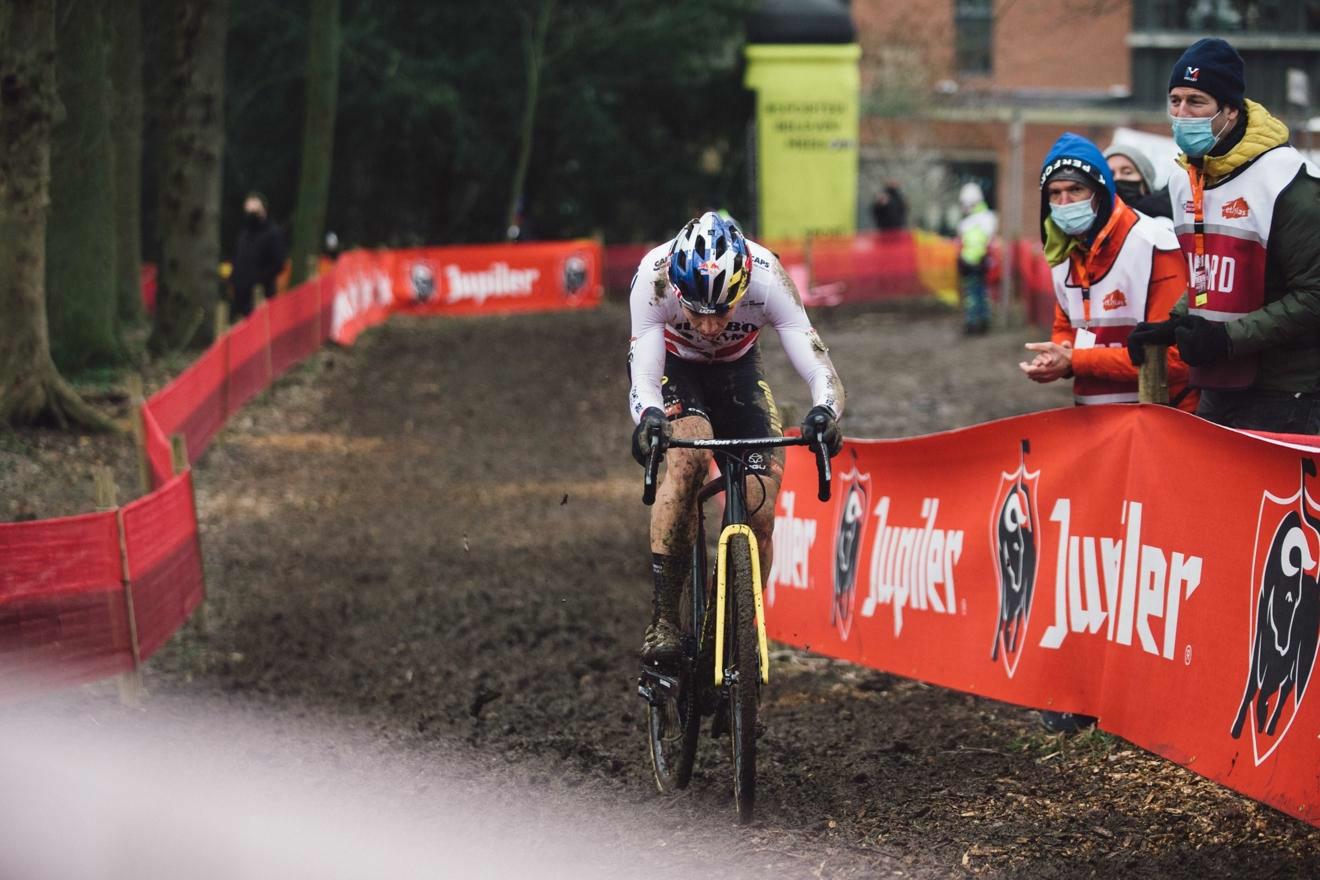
[1022, 132, 1195, 410]
[1103, 143, 1174, 222]
[230, 192, 287, 318]
[956, 182, 997, 335]
[1021, 132, 1197, 733]
[870, 182, 907, 230]
[1128, 37, 1320, 433]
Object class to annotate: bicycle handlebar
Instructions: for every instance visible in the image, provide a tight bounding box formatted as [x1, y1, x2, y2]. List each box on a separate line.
[641, 432, 833, 506]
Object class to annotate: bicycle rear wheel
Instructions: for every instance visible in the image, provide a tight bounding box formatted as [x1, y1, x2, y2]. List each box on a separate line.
[725, 533, 760, 824]
[646, 580, 700, 792]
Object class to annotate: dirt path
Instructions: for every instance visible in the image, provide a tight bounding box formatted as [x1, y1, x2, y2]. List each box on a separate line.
[28, 302, 1320, 877]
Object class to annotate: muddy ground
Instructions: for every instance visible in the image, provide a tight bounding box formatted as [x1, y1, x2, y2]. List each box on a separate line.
[4, 300, 1318, 878]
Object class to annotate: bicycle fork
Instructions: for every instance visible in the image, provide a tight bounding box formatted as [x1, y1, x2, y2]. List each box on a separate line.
[713, 524, 771, 687]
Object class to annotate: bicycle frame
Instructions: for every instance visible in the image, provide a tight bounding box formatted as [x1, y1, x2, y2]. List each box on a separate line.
[644, 434, 832, 689]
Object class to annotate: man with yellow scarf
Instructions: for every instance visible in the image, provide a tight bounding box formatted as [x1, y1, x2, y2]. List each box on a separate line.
[1128, 38, 1320, 433]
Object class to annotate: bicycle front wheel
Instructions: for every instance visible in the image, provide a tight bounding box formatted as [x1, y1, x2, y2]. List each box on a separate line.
[725, 533, 761, 824]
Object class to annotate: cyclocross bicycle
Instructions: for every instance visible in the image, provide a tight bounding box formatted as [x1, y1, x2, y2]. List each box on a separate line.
[637, 431, 831, 824]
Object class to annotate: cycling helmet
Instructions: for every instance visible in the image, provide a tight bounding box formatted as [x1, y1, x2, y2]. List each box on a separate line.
[667, 211, 751, 314]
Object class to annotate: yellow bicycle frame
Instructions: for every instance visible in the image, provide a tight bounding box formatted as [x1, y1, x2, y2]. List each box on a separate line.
[713, 524, 770, 687]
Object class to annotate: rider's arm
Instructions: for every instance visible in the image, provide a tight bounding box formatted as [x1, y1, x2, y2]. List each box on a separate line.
[628, 252, 672, 423]
[763, 256, 845, 418]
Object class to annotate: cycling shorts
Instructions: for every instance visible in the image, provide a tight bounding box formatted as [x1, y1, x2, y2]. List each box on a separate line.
[657, 346, 783, 476]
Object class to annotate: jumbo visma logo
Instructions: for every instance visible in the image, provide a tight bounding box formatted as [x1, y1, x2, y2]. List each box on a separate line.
[989, 440, 1039, 678]
[1234, 459, 1320, 765]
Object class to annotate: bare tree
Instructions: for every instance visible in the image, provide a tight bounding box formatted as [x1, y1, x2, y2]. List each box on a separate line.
[290, 0, 341, 285]
[110, 0, 145, 326]
[505, 0, 554, 239]
[47, 0, 124, 371]
[150, 0, 228, 354]
[0, 0, 114, 429]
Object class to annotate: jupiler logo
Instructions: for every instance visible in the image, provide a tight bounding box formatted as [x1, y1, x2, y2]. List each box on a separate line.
[859, 495, 964, 637]
[1232, 459, 1320, 765]
[989, 440, 1039, 678]
[768, 490, 817, 607]
[445, 262, 540, 304]
[830, 456, 869, 640]
[1038, 497, 1202, 659]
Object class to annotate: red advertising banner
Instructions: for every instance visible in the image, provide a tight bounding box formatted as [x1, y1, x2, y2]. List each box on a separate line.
[329, 240, 602, 345]
[329, 250, 397, 346]
[390, 240, 601, 318]
[768, 404, 1320, 826]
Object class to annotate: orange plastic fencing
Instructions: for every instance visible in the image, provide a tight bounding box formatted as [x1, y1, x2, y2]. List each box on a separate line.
[0, 242, 602, 696]
[0, 511, 134, 694]
[122, 472, 204, 660]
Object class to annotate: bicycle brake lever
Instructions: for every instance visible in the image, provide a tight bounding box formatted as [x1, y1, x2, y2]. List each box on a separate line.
[814, 431, 832, 502]
[642, 441, 661, 505]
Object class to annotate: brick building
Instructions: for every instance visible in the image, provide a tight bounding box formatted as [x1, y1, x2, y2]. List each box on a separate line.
[854, 0, 1320, 255]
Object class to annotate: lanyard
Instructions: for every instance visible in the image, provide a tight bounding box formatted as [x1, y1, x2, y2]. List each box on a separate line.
[1066, 211, 1120, 327]
[1188, 166, 1208, 306]
[1068, 251, 1092, 325]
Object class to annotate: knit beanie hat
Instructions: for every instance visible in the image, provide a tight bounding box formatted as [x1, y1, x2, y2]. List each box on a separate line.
[1103, 144, 1157, 190]
[1168, 38, 1245, 110]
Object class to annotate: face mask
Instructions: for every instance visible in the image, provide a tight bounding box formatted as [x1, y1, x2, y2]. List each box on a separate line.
[1170, 110, 1223, 158]
[1049, 198, 1097, 236]
[243, 210, 263, 229]
[1113, 180, 1146, 204]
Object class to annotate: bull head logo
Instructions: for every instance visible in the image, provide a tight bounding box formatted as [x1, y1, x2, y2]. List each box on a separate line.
[1233, 458, 1320, 764]
[990, 439, 1040, 678]
[832, 452, 870, 641]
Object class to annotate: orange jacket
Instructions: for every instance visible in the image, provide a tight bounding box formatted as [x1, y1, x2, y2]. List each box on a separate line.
[1051, 211, 1198, 413]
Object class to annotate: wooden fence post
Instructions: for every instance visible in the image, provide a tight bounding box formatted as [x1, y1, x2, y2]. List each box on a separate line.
[125, 374, 151, 496]
[170, 434, 209, 636]
[215, 300, 231, 416]
[1139, 344, 1170, 405]
[254, 284, 273, 381]
[94, 466, 143, 706]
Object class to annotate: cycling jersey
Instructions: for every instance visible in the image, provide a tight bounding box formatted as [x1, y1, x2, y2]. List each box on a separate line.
[628, 238, 845, 423]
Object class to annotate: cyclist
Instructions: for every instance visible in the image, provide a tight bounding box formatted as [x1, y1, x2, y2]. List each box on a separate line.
[628, 212, 845, 667]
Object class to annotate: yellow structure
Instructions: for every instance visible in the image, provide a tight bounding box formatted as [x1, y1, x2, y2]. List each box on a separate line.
[744, 43, 861, 241]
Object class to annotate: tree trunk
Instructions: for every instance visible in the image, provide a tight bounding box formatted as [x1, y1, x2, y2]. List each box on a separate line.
[0, 0, 115, 430]
[290, 0, 340, 286]
[109, 0, 145, 326]
[505, 0, 553, 239]
[46, 0, 124, 372]
[150, 0, 227, 355]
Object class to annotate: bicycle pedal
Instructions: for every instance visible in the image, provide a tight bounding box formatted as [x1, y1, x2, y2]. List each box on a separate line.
[637, 668, 680, 707]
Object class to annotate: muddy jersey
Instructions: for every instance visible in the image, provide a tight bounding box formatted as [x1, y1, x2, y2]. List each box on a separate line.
[628, 238, 844, 423]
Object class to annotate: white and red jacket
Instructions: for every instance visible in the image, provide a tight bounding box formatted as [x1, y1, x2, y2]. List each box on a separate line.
[1051, 202, 1194, 407]
[628, 239, 844, 423]
[1168, 145, 1309, 389]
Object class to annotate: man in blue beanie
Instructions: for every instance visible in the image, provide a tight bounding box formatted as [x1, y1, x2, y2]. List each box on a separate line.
[1127, 37, 1320, 433]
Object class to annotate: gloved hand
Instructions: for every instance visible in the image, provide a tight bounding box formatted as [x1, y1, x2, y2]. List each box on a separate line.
[1126, 318, 1182, 365]
[801, 405, 843, 458]
[631, 407, 672, 466]
[1174, 314, 1231, 366]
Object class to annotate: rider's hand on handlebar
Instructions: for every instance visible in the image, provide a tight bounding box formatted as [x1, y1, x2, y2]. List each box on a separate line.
[632, 407, 673, 466]
[801, 405, 843, 458]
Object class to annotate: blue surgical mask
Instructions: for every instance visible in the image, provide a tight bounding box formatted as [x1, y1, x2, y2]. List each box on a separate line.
[1049, 199, 1097, 236]
[1170, 110, 1223, 158]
